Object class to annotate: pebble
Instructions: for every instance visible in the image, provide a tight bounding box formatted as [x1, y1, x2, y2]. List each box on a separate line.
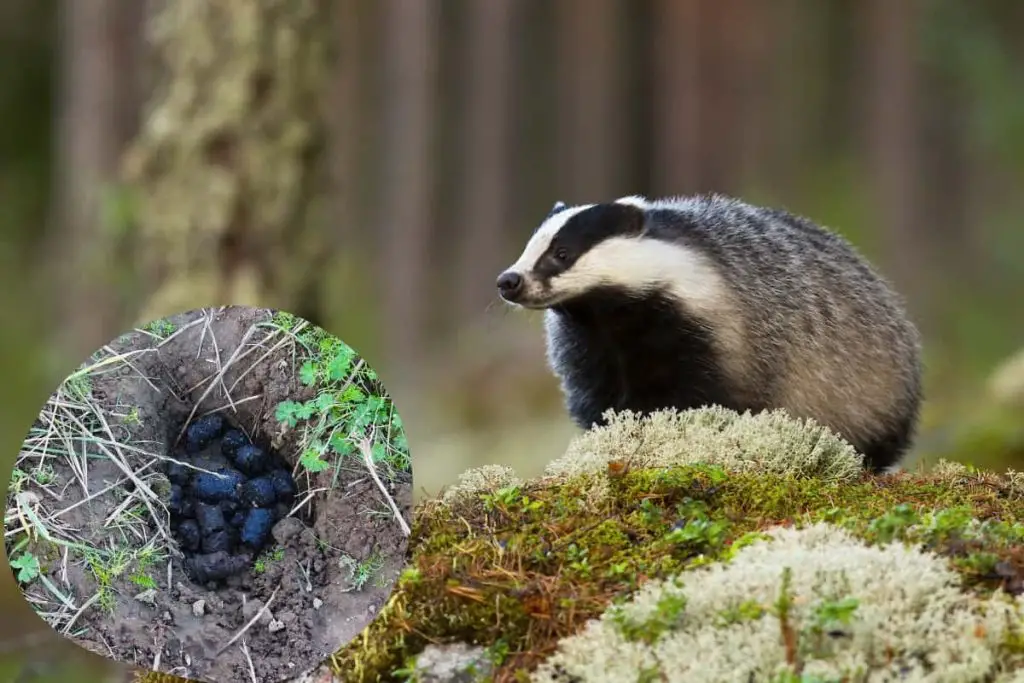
[134, 589, 158, 606]
[271, 517, 305, 545]
[312, 598, 323, 610]
[242, 598, 273, 626]
[268, 619, 286, 633]
[192, 599, 206, 617]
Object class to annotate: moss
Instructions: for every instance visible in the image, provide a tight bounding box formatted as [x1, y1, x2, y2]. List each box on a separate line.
[118, 0, 333, 321]
[324, 459, 1024, 681]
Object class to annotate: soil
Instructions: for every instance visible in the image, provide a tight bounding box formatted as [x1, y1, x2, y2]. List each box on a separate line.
[16, 306, 413, 683]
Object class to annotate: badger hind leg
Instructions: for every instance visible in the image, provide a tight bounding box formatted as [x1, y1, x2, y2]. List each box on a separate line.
[853, 411, 917, 473]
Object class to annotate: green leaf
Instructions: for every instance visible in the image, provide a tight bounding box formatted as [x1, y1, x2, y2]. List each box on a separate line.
[313, 392, 335, 413]
[329, 434, 354, 456]
[340, 385, 365, 404]
[371, 442, 387, 462]
[326, 349, 354, 382]
[299, 361, 318, 386]
[299, 448, 330, 473]
[10, 553, 40, 583]
[275, 400, 301, 427]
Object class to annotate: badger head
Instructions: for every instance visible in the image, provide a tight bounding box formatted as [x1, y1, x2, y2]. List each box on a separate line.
[495, 197, 651, 309]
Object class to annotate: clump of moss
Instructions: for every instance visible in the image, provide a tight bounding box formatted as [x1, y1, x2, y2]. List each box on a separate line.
[535, 523, 1024, 682]
[439, 463, 523, 506]
[547, 407, 863, 502]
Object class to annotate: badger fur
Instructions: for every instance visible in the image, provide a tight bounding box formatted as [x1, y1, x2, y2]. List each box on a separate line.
[495, 194, 923, 472]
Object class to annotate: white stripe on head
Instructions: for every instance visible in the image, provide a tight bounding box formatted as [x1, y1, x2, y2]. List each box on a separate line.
[508, 203, 595, 273]
[614, 195, 649, 209]
[548, 235, 728, 316]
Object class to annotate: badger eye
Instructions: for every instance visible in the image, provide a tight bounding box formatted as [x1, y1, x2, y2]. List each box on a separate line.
[554, 247, 569, 262]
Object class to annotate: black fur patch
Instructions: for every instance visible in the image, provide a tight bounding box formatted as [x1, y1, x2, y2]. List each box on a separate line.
[534, 203, 645, 282]
[548, 286, 746, 429]
[857, 404, 918, 472]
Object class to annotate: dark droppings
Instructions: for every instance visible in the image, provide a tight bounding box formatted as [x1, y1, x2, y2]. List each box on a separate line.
[177, 520, 201, 552]
[167, 412, 300, 586]
[185, 551, 254, 584]
[268, 468, 298, 501]
[185, 414, 225, 454]
[221, 428, 249, 456]
[193, 467, 247, 503]
[240, 476, 277, 508]
[167, 461, 191, 486]
[240, 508, 275, 548]
[195, 502, 227, 535]
[233, 443, 269, 476]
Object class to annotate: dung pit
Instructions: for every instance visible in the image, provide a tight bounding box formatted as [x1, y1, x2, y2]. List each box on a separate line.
[6, 306, 413, 683]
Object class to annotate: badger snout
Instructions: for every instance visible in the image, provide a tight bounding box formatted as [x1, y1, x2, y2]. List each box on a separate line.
[496, 270, 524, 302]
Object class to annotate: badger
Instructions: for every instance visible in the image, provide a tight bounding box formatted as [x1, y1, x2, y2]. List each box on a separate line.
[495, 194, 923, 472]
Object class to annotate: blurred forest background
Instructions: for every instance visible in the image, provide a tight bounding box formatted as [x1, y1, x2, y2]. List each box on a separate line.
[1, 0, 1023, 681]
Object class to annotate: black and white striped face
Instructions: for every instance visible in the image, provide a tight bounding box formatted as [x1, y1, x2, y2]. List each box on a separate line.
[495, 197, 651, 308]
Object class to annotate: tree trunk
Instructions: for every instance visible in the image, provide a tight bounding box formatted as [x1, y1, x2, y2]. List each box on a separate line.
[860, 0, 928, 315]
[120, 0, 334, 327]
[555, 0, 628, 201]
[377, 0, 439, 372]
[650, 0, 702, 195]
[453, 0, 516, 322]
[50, 0, 146, 359]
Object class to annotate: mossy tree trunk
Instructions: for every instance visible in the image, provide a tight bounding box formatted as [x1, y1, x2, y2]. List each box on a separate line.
[120, 0, 334, 326]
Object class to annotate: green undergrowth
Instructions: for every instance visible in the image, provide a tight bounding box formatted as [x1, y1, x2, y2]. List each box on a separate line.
[332, 461, 1024, 681]
[266, 311, 410, 480]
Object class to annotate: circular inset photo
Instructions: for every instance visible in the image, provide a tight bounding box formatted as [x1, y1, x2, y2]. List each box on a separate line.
[4, 306, 413, 683]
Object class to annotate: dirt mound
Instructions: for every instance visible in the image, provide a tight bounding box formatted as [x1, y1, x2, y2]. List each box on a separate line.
[5, 306, 413, 683]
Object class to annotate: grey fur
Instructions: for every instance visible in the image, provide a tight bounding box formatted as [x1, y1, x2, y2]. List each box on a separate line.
[506, 194, 924, 472]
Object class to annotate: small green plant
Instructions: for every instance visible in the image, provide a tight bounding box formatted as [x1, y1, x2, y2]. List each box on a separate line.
[340, 550, 386, 591]
[9, 552, 40, 584]
[129, 572, 157, 590]
[480, 485, 544, 515]
[31, 465, 56, 486]
[253, 546, 285, 573]
[124, 405, 141, 427]
[273, 325, 409, 480]
[141, 318, 176, 339]
[866, 503, 920, 543]
[610, 588, 688, 644]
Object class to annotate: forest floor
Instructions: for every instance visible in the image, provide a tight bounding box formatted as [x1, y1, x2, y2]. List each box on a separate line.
[5, 306, 413, 683]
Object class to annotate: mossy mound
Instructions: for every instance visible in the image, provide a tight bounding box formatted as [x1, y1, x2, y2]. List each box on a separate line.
[335, 409, 1024, 682]
[137, 408, 1024, 682]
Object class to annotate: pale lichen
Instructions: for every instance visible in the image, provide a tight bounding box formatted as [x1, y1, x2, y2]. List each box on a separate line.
[534, 522, 1024, 683]
[438, 464, 523, 506]
[545, 407, 863, 502]
[121, 0, 333, 321]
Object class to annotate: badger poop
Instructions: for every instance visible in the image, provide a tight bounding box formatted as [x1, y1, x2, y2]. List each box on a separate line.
[221, 428, 250, 457]
[233, 444, 269, 476]
[185, 413, 225, 453]
[168, 412, 302, 586]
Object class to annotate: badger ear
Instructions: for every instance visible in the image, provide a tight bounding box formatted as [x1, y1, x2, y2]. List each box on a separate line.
[547, 201, 568, 218]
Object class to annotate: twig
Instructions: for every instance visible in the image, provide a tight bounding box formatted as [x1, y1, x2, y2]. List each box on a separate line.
[204, 311, 239, 414]
[216, 583, 282, 657]
[227, 324, 300, 394]
[174, 324, 259, 448]
[356, 432, 410, 537]
[240, 639, 257, 683]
